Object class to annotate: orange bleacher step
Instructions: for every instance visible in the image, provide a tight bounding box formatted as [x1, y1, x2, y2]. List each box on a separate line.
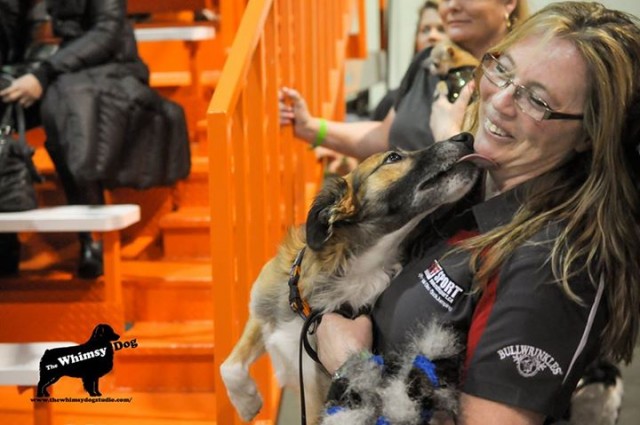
[113, 320, 215, 392]
[122, 260, 213, 322]
[176, 155, 209, 207]
[0, 273, 125, 342]
[158, 207, 211, 259]
[32, 146, 55, 176]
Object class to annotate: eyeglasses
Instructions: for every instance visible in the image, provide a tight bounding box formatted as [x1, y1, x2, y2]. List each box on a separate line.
[480, 53, 584, 121]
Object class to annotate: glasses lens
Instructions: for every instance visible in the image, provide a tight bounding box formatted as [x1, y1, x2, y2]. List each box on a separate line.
[482, 55, 509, 87]
[513, 86, 545, 121]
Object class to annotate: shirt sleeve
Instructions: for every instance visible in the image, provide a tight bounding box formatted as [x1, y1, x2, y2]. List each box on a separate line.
[462, 236, 607, 418]
[43, 0, 125, 81]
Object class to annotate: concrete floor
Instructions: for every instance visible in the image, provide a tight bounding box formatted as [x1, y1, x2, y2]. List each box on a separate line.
[277, 344, 640, 424]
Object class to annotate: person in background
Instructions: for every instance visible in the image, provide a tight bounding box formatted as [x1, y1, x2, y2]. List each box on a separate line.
[372, 0, 447, 121]
[280, 0, 529, 161]
[0, 0, 37, 276]
[0, 0, 149, 279]
[317, 2, 640, 424]
[0, 0, 29, 69]
[415, 0, 447, 53]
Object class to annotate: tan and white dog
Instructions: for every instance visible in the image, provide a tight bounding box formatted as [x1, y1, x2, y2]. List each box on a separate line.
[220, 135, 490, 423]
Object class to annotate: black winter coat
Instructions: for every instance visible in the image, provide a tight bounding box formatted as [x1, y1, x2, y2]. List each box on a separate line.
[33, 0, 148, 89]
[0, 0, 30, 66]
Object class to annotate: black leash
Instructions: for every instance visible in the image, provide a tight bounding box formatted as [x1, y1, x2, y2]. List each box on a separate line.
[298, 309, 328, 425]
[288, 247, 332, 425]
[289, 247, 372, 425]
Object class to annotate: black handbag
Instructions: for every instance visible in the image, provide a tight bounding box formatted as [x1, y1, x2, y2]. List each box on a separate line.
[0, 101, 42, 212]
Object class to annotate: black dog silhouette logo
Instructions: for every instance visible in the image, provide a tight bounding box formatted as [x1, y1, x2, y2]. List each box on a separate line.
[36, 323, 137, 397]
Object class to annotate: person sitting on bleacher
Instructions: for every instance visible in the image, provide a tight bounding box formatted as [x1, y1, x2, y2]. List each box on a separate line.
[0, 0, 36, 276]
[0, 0, 190, 279]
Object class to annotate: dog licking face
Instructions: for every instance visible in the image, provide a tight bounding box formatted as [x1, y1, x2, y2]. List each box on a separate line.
[220, 133, 493, 423]
[304, 133, 488, 314]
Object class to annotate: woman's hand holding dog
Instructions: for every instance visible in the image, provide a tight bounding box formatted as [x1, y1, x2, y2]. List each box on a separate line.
[430, 80, 475, 143]
[316, 313, 373, 374]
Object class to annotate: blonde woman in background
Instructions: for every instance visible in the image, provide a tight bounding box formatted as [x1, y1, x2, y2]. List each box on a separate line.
[280, 0, 529, 159]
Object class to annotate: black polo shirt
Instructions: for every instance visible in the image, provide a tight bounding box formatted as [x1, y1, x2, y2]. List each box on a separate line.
[371, 186, 607, 419]
[389, 47, 438, 151]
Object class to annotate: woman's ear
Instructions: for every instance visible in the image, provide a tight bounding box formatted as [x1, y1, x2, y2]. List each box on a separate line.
[505, 0, 517, 17]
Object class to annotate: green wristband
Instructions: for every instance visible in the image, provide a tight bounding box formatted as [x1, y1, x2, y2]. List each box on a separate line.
[313, 118, 328, 148]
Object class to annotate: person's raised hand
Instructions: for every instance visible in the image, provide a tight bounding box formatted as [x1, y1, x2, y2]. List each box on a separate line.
[279, 87, 315, 140]
[316, 313, 373, 375]
[430, 80, 475, 142]
[0, 74, 43, 108]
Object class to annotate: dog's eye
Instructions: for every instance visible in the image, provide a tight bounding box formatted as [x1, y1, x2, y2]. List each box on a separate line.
[384, 152, 403, 164]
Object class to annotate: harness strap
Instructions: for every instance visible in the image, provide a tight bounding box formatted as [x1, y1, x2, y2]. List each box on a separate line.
[288, 247, 311, 319]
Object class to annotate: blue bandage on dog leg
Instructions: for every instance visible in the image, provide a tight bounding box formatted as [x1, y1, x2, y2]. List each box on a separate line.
[413, 355, 440, 387]
[376, 416, 391, 425]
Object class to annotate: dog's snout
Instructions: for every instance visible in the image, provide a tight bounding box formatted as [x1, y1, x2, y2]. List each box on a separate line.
[449, 132, 475, 150]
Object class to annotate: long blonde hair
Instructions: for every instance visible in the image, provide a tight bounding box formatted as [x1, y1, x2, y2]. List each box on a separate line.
[464, 2, 640, 363]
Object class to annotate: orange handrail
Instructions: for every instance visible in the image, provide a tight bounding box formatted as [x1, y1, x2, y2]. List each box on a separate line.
[207, 0, 362, 423]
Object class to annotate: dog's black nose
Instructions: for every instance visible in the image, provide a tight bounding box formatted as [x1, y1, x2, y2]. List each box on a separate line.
[449, 132, 475, 150]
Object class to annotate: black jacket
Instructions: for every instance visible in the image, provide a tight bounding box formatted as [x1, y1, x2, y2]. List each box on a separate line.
[33, 0, 148, 90]
[0, 0, 30, 66]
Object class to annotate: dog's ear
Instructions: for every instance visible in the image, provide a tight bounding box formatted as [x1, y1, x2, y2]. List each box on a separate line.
[91, 324, 107, 340]
[306, 176, 355, 251]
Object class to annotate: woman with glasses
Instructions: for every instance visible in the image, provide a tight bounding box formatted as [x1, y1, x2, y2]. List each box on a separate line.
[316, 2, 640, 424]
[280, 0, 529, 160]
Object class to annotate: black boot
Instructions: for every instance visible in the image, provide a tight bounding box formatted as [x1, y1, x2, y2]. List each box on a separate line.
[45, 140, 106, 280]
[77, 234, 103, 279]
[0, 233, 20, 276]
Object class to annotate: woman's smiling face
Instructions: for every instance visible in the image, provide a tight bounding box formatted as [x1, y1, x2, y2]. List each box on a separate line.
[439, 0, 516, 58]
[474, 36, 590, 192]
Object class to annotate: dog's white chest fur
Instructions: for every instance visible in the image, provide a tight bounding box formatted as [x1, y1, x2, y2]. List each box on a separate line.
[311, 215, 425, 313]
[264, 319, 322, 388]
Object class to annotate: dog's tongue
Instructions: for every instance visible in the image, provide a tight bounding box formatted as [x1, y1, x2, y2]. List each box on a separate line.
[458, 153, 497, 169]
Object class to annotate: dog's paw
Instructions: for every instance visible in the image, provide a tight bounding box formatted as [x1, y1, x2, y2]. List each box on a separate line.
[232, 391, 263, 421]
[220, 361, 263, 421]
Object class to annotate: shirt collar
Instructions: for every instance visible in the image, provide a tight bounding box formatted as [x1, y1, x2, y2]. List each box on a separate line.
[472, 184, 527, 233]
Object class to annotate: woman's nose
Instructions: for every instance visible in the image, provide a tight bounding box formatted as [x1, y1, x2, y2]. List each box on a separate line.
[427, 28, 444, 43]
[490, 83, 518, 118]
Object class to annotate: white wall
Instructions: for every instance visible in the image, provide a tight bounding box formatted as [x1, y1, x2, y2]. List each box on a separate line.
[388, 0, 427, 90]
[387, 0, 640, 89]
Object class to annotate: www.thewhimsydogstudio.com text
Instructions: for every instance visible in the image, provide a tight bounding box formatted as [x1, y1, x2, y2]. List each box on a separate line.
[31, 397, 133, 403]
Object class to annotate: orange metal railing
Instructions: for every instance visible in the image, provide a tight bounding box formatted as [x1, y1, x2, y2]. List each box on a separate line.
[207, 0, 365, 422]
